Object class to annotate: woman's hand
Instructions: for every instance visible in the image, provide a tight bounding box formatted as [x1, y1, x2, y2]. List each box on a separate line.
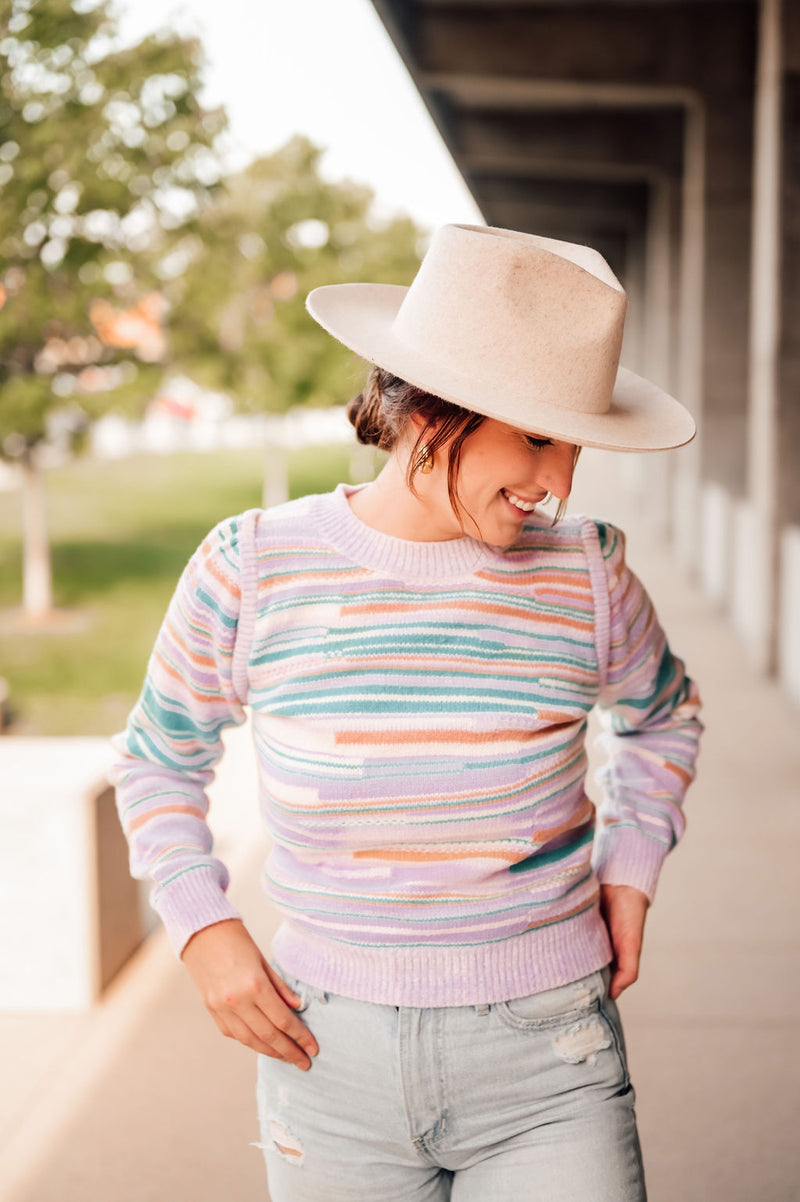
[598, 883, 650, 1001]
[180, 918, 320, 1070]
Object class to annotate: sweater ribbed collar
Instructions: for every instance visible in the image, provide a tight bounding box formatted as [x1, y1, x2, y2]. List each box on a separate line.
[316, 481, 495, 579]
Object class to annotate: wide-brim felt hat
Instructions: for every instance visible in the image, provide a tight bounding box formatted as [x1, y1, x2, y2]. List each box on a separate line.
[305, 223, 696, 454]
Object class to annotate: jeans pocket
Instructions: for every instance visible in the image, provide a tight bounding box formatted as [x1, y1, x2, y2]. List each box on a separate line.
[494, 968, 606, 1031]
[494, 968, 631, 1094]
[267, 957, 313, 1013]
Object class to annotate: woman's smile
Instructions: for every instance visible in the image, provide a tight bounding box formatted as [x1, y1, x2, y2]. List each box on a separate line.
[499, 487, 545, 516]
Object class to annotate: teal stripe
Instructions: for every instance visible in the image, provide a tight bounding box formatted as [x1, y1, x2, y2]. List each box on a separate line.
[157, 862, 216, 889]
[194, 584, 238, 628]
[253, 636, 593, 667]
[509, 824, 595, 872]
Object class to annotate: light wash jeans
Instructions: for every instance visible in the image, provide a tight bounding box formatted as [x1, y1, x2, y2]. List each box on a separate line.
[254, 958, 647, 1201]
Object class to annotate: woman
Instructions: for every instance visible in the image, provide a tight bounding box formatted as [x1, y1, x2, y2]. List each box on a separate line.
[109, 224, 704, 1201]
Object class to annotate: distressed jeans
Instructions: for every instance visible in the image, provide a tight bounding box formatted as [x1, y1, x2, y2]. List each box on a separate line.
[254, 959, 647, 1201]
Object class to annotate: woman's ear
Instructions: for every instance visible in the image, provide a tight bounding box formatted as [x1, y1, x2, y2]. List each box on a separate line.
[406, 412, 424, 439]
[407, 412, 439, 443]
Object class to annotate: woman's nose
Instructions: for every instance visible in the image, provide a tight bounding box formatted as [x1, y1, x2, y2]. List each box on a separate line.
[539, 443, 576, 500]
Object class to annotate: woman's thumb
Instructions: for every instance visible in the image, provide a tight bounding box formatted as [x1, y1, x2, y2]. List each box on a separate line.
[264, 960, 303, 1007]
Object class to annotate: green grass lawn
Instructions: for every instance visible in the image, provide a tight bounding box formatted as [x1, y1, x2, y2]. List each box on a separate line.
[0, 444, 356, 736]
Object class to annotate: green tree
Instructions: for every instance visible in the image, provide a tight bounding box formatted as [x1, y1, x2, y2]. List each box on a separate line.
[0, 0, 227, 621]
[163, 134, 428, 414]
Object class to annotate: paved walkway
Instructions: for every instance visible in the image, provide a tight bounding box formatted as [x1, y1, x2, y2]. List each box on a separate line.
[2, 448, 798, 1201]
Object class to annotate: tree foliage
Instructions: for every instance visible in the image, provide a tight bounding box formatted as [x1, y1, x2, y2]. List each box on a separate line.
[165, 134, 428, 413]
[0, 0, 228, 455]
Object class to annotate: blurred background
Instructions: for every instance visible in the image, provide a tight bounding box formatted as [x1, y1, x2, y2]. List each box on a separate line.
[0, 1, 798, 1199]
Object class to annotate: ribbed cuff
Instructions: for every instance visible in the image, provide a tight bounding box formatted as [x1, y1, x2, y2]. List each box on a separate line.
[591, 825, 669, 904]
[153, 865, 244, 959]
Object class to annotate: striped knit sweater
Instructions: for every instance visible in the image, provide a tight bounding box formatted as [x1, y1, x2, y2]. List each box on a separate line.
[108, 480, 704, 1007]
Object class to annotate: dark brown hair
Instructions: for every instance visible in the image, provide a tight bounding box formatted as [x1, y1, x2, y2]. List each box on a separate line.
[347, 365, 581, 534]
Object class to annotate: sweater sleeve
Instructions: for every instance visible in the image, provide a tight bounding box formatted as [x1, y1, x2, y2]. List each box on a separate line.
[106, 514, 250, 959]
[586, 518, 704, 904]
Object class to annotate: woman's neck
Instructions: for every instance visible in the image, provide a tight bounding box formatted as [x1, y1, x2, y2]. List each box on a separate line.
[345, 459, 467, 543]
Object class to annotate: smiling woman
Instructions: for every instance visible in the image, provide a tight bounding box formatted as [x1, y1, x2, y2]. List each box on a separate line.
[108, 223, 703, 1202]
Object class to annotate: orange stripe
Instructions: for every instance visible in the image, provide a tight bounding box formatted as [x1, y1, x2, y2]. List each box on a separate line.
[129, 803, 206, 831]
[257, 567, 373, 590]
[336, 727, 544, 745]
[164, 616, 231, 671]
[347, 600, 592, 630]
[194, 552, 241, 601]
[353, 847, 523, 863]
[153, 648, 225, 703]
[476, 569, 592, 588]
[663, 760, 693, 785]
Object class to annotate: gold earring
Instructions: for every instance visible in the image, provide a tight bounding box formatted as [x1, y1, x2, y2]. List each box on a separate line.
[418, 443, 434, 473]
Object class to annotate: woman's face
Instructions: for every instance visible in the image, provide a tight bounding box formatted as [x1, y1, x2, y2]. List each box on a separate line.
[408, 414, 578, 545]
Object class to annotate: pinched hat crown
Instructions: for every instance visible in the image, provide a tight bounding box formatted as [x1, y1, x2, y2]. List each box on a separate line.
[392, 225, 627, 417]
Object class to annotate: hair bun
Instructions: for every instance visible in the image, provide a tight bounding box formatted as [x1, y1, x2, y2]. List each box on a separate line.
[346, 387, 386, 448]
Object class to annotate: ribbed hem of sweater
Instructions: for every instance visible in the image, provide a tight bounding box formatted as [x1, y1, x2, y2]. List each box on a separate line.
[268, 905, 615, 1008]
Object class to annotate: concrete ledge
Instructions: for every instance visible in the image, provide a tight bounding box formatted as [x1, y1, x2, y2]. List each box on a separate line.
[0, 739, 146, 1012]
[0, 718, 261, 1013]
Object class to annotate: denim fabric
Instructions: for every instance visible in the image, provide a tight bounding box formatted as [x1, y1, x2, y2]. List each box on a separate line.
[254, 958, 647, 1201]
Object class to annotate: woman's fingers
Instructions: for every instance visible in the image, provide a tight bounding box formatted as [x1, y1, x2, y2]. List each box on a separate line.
[599, 883, 649, 1000]
[227, 1009, 313, 1070]
[263, 960, 303, 1008]
[210, 985, 320, 1069]
[216, 1008, 311, 1068]
[242, 997, 320, 1068]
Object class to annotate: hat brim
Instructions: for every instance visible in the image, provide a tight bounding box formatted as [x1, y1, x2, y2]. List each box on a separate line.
[306, 282, 696, 453]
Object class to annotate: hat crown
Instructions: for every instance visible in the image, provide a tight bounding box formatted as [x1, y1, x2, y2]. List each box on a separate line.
[391, 224, 627, 416]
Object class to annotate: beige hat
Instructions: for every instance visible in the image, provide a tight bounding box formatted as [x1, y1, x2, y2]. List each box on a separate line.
[305, 222, 695, 453]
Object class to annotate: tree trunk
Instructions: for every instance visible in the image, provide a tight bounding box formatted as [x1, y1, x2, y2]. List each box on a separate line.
[262, 438, 289, 510]
[21, 445, 54, 618]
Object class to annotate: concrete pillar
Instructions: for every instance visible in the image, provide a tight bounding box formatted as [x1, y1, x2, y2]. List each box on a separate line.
[671, 99, 706, 579]
[774, 1, 800, 701]
[639, 171, 680, 538]
[740, 0, 782, 673]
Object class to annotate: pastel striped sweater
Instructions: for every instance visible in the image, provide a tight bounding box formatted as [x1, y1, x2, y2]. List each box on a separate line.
[108, 481, 704, 1007]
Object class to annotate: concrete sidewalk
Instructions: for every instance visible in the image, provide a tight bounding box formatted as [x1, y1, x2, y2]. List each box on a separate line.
[2, 448, 798, 1202]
